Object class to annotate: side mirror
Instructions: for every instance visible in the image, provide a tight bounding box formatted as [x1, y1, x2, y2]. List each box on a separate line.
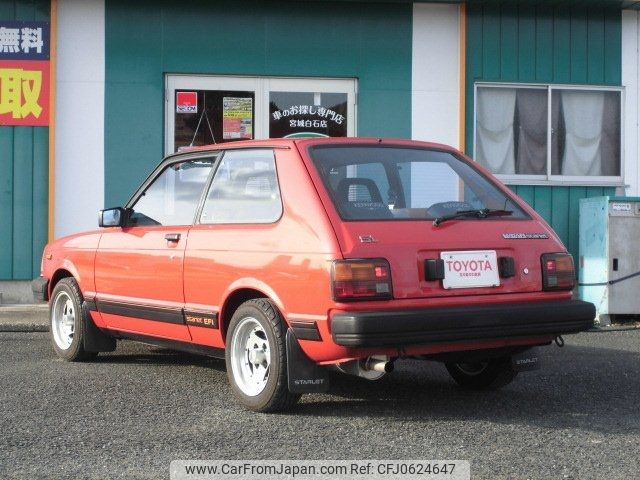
[99, 207, 126, 228]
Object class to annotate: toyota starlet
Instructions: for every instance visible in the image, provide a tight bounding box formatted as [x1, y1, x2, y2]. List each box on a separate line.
[36, 138, 595, 412]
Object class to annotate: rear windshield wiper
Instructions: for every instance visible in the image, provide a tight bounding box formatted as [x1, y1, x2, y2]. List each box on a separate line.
[433, 208, 513, 227]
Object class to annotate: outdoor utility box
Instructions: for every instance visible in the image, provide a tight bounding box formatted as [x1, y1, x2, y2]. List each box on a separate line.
[579, 196, 640, 324]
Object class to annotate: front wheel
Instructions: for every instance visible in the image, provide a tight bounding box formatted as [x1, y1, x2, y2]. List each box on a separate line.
[445, 357, 517, 390]
[50, 278, 97, 361]
[225, 299, 300, 412]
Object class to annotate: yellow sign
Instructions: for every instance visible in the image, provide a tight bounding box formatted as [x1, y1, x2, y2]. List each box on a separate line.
[0, 60, 49, 125]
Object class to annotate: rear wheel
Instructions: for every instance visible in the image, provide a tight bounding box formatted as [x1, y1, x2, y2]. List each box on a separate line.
[50, 278, 97, 361]
[445, 357, 517, 390]
[225, 299, 300, 412]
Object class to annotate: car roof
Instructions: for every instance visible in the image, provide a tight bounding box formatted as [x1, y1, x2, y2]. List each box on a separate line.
[165, 137, 460, 160]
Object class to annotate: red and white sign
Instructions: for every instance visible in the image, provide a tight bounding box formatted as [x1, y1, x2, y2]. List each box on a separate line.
[0, 59, 50, 126]
[176, 91, 197, 113]
[440, 250, 500, 289]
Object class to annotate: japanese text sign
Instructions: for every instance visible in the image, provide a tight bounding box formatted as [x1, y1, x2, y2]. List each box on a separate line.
[0, 21, 50, 60]
[0, 21, 50, 126]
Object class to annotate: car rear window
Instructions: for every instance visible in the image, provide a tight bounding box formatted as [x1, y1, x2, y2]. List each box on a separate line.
[308, 145, 529, 221]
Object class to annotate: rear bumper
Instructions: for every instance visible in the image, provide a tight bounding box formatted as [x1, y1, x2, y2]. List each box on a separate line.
[331, 299, 595, 347]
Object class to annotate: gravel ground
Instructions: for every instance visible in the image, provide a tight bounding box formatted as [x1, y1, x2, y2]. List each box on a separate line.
[1, 330, 639, 480]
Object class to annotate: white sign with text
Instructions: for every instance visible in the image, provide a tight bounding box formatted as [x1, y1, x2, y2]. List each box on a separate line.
[440, 250, 500, 289]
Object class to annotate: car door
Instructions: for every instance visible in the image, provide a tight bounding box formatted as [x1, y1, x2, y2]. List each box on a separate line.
[94, 156, 216, 341]
[184, 148, 283, 347]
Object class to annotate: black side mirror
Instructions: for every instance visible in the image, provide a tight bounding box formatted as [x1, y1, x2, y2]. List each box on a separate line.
[99, 207, 126, 228]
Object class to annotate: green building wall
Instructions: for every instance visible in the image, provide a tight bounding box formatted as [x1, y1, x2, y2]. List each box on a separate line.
[0, 1, 626, 280]
[0, 0, 49, 280]
[465, 3, 620, 261]
[104, 0, 413, 206]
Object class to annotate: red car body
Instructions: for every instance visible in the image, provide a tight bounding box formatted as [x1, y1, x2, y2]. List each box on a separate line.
[39, 138, 595, 411]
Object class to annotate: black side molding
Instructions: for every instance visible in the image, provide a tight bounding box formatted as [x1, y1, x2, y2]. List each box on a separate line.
[96, 300, 185, 325]
[94, 300, 220, 329]
[85, 297, 97, 312]
[290, 320, 321, 341]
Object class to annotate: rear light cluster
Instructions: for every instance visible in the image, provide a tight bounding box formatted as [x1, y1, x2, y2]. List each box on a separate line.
[332, 259, 393, 301]
[541, 253, 575, 291]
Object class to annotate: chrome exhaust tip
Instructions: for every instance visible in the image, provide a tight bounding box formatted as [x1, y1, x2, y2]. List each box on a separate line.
[365, 357, 394, 373]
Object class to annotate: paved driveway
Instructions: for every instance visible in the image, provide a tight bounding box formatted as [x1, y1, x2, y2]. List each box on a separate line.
[1, 330, 638, 479]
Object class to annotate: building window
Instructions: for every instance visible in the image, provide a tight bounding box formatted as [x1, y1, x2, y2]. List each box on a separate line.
[166, 75, 357, 154]
[474, 83, 622, 184]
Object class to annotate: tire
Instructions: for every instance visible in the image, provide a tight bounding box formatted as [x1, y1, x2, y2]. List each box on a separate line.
[445, 357, 518, 390]
[49, 278, 97, 362]
[225, 299, 300, 412]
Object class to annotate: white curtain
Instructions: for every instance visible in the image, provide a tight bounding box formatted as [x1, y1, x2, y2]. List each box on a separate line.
[516, 90, 547, 175]
[600, 92, 620, 176]
[560, 91, 604, 176]
[476, 88, 516, 174]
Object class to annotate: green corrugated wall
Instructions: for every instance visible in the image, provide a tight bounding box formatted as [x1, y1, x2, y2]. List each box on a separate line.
[0, 0, 49, 280]
[104, 0, 413, 206]
[466, 3, 619, 261]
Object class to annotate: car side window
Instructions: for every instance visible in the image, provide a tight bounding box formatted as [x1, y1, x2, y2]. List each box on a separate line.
[128, 159, 215, 226]
[200, 149, 282, 224]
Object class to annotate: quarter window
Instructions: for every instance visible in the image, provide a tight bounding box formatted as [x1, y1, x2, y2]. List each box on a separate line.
[475, 84, 622, 182]
[200, 149, 282, 224]
[128, 159, 215, 226]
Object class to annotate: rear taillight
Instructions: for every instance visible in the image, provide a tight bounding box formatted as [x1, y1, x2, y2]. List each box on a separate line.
[541, 253, 575, 291]
[332, 259, 393, 301]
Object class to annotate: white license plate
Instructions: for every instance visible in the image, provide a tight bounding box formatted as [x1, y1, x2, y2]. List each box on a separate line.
[440, 250, 500, 289]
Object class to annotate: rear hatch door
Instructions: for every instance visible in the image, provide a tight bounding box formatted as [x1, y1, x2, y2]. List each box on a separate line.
[298, 139, 564, 299]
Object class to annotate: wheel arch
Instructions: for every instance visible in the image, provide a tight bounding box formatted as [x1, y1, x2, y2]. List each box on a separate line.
[220, 286, 286, 343]
[48, 268, 75, 299]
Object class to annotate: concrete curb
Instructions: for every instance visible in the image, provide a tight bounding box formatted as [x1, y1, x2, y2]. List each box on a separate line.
[588, 323, 640, 332]
[0, 304, 49, 333]
[0, 324, 49, 332]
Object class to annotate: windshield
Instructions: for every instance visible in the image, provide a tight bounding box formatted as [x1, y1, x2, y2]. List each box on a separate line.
[308, 145, 529, 221]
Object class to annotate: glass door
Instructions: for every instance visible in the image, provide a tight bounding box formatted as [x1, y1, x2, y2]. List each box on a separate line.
[166, 75, 356, 154]
[166, 76, 261, 153]
[265, 77, 356, 139]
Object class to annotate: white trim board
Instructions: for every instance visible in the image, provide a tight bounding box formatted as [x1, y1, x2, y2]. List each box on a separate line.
[411, 3, 460, 148]
[622, 9, 639, 196]
[55, 0, 105, 238]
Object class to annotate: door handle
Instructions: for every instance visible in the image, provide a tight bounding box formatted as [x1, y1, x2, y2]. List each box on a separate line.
[165, 233, 181, 242]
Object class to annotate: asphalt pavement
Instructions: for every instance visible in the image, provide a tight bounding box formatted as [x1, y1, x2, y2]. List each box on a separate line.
[1, 330, 639, 480]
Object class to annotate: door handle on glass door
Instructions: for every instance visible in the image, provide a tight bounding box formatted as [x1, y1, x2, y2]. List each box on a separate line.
[165, 233, 181, 242]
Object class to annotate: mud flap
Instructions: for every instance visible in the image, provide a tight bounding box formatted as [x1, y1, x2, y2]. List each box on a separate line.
[286, 329, 330, 394]
[511, 348, 540, 372]
[82, 302, 117, 353]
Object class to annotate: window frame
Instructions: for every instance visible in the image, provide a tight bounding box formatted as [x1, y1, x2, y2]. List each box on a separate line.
[196, 148, 284, 225]
[473, 82, 625, 187]
[124, 153, 220, 227]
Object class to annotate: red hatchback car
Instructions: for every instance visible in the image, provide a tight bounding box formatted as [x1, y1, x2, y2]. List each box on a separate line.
[36, 138, 595, 412]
